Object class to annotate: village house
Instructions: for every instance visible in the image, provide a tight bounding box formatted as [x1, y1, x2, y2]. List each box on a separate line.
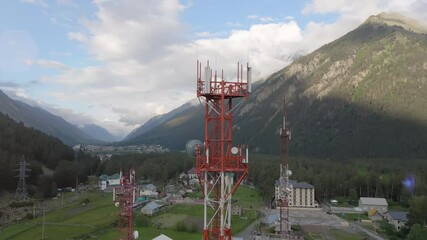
[358, 197, 388, 214]
[98, 173, 120, 191]
[187, 167, 197, 179]
[140, 184, 158, 198]
[385, 211, 409, 231]
[141, 201, 165, 216]
[368, 209, 383, 221]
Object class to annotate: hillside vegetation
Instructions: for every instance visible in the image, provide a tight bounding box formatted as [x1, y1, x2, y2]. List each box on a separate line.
[0, 113, 99, 197]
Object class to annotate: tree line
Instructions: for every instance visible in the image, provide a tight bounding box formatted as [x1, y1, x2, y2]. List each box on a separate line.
[248, 155, 427, 204]
[0, 113, 99, 199]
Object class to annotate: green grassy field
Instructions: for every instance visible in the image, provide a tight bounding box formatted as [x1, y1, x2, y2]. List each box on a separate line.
[0, 193, 116, 240]
[96, 226, 202, 240]
[330, 229, 365, 240]
[233, 185, 263, 209]
[1, 186, 262, 240]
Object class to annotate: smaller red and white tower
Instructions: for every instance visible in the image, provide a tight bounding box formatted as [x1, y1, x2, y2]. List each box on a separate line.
[278, 98, 292, 239]
[115, 168, 138, 240]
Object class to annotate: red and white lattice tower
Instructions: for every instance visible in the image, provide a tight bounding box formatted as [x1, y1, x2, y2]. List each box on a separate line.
[279, 98, 291, 239]
[116, 168, 137, 240]
[196, 61, 251, 240]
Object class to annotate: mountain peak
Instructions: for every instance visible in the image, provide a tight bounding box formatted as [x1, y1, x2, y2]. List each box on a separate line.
[365, 12, 427, 34]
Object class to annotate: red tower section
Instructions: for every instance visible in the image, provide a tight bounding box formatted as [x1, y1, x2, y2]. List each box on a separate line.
[278, 98, 291, 239]
[116, 169, 137, 240]
[196, 61, 251, 240]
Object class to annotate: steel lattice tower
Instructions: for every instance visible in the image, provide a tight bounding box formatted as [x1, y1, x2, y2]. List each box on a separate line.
[14, 156, 31, 202]
[195, 61, 251, 240]
[278, 98, 291, 239]
[116, 168, 137, 240]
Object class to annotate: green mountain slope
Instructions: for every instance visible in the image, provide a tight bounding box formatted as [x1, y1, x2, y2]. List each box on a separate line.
[0, 113, 74, 191]
[0, 90, 100, 145]
[124, 13, 427, 159]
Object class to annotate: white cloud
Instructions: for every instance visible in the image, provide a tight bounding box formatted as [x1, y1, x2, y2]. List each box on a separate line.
[303, 0, 427, 24]
[69, 0, 185, 63]
[247, 15, 275, 22]
[32, 59, 69, 70]
[32, 0, 427, 137]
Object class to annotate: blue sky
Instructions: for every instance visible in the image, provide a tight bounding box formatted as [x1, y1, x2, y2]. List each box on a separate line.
[0, 0, 426, 137]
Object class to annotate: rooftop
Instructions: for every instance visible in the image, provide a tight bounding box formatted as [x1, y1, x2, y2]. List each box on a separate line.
[152, 234, 173, 240]
[275, 179, 314, 189]
[388, 211, 409, 222]
[142, 201, 164, 211]
[359, 197, 388, 206]
[99, 173, 120, 181]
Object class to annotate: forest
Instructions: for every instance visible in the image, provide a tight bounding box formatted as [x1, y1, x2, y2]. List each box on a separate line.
[0, 113, 99, 198]
[248, 155, 427, 204]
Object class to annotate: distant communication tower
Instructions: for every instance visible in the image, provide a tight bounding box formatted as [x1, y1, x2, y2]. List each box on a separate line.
[278, 98, 292, 239]
[195, 60, 251, 240]
[14, 156, 31, 202]
[115, 168, 138, 240]
[73, 145, 82, 189]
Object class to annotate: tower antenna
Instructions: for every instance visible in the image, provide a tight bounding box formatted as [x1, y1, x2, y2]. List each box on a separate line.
[278, 96, 292, 239]
[195, 60, 252, 240]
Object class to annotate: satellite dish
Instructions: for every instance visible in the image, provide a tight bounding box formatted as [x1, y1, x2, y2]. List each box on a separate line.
[185, 139, 203, 157]
[287, 170, 292, 176]
[115, 202, 120, 207]
[231, 147, 238, 155]
[133, 231, 139, 239]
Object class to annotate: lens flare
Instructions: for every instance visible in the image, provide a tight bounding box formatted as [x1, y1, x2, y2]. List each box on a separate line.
[402, 174, 415, 194]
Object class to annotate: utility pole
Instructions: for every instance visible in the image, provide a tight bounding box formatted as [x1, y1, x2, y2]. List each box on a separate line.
[74, 145, 81, 191]
[41, 207, 45, 239]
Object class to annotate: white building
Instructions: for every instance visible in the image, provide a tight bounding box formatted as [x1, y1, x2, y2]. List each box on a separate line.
[140, 184, 158, 198]
[98, 174, 120, 190]
[153, 234, 173, 240]
[275, 180, 317, 208]
[358, 197, 388, 214]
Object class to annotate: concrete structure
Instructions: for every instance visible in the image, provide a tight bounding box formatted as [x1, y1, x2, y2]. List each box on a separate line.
[385, 211, 408, 231]
[275, 180, 317, 208]
[358, 197, 388, 214]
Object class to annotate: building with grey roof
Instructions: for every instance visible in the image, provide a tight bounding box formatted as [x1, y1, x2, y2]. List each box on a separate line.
[141, 201, 165, 216]
[275, 180, 317, 208]
[385, 211, 408, 231]
[358, 197, 388, 214]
